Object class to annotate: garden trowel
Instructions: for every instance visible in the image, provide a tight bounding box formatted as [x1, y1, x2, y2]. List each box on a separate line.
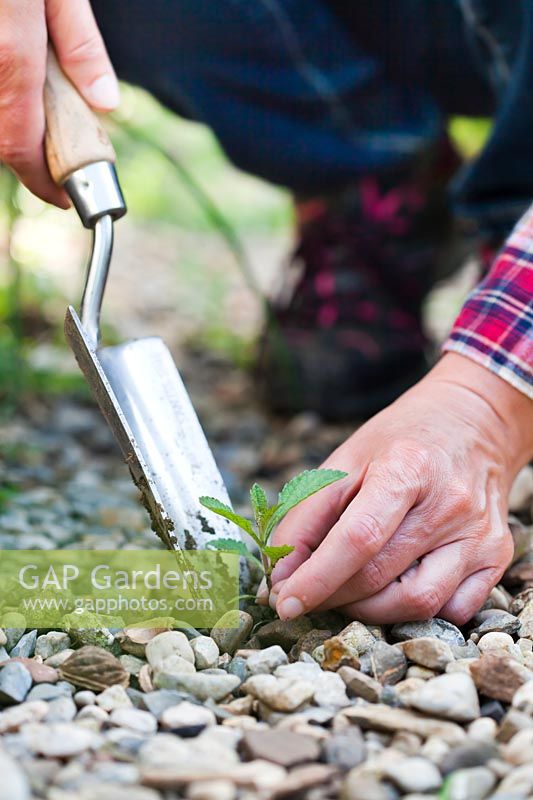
[44, 48, 242, 553]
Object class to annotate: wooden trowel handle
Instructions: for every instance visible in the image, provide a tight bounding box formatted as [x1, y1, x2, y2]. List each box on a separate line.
[44, 47, 116, 185]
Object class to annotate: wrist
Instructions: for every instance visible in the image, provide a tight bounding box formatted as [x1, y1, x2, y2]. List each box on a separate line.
[426, 353, 533, 476]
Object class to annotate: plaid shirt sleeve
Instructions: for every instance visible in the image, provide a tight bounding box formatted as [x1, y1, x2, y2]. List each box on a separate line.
[443, 203, 533, 399]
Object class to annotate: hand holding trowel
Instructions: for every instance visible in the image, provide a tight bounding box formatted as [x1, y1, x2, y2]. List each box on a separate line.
[43, 47, 243, 554]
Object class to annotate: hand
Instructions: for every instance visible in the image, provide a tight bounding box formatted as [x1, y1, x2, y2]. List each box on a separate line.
[268, 353, 533, 625]
[0, 0, 119, 206]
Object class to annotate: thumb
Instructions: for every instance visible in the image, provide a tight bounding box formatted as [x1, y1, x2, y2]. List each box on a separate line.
[46, 0, 120, 111]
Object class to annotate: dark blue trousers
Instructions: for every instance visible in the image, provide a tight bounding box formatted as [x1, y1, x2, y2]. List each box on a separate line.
[92, 0, 533, 237]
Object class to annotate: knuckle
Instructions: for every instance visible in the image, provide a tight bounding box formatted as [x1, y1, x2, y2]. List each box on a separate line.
[343, 512, 385, 557]
[62, 34, 104, 66]
[451, 481, 472, 512]
[0, 139, 31, 168]
[406, 585, 442, 619]
[0, 37, 37, 88]
[377, 440, 432, 495]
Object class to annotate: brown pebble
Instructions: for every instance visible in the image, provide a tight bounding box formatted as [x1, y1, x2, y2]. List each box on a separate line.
[1, 658, 58, 684]
[470, 652, 533, 703]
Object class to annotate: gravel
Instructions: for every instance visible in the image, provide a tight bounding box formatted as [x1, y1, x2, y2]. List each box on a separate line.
[0, 392, 532, 799]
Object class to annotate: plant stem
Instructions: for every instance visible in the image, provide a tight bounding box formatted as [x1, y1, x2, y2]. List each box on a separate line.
[261, 553, 272, 592]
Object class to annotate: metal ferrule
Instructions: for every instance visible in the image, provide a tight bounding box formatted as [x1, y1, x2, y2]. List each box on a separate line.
[65, 161, 127, 349]
[64, 161, 126, 229]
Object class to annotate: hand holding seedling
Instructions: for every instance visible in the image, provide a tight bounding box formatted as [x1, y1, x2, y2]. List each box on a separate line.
[266, 354, 533, 625]
[200, 468, 346, 591]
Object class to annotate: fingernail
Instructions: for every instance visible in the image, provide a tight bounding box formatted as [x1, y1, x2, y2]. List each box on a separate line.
[269, 591, 278, 611]
[277, 596, 305, 620]
[86, 74, 120, 110]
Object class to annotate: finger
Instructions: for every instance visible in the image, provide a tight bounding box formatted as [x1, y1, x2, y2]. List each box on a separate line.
[341, 542, 469, 624]
[275, 468, 418, 619]
[46, 0, 120, 110]
[0, 1, 68, 206]
[311, 516, 428, 611]
[439, 567, 504, 626]
[269, 450, 366, 586]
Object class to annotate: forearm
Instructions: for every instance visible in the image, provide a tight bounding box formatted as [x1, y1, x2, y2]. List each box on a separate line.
[431, 353, 533, 478]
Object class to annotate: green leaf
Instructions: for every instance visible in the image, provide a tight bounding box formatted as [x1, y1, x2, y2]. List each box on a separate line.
[265, 468, 347, 536]
[249, 483, 281, 543]
[199, 497, 255, 538]
[250, 483, 268, 518]
[206, 538, 251, 557]
[206, 539, 264, 572]
[263, 544, 295, 569]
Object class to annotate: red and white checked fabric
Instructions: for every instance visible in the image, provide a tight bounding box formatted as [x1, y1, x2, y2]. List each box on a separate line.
[444, 204, 533, 399]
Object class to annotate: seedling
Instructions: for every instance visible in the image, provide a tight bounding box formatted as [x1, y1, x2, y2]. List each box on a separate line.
[200, 468, 347, 590]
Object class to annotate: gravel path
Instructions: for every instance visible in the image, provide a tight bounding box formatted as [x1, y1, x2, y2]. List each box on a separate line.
[0, 353, 532, 800]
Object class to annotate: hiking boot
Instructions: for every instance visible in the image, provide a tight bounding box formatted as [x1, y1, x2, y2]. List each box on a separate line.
[258, 139, 463, 420]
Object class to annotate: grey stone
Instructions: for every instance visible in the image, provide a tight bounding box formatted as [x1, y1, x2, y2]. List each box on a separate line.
[246, 645, 288, 674]
[119, 654, 146, 676]
[44, 695, 77, 722]
[0, 700, 49, 732]
[153, 671, 240, 702]
[27, 680, 73, 702]
[313, 669, 350, 709]
[471, 612, 521, 638]
[342, 774, 400, 800]
[109, 707, 157, 734]
[34, 631, 71, 660]
[74, 689, 97, 707]
[145, 631, 195, 670]
[242, 674, 314, 712]
[160, 700, 216, 735]
[240, 728, 320, 767]
[96, 685, 132, 711]
[190, 636, 219, 670]
[446, 766, 496, 800]
[384, 756, 442, 793]
[391, 619, 465, 647]
[342, 704, 466, 745]
[322, 729, 366, 770]
[0, 662, 32, 705]
[361, 640, 407, 685]
[451, 641, 481, 660]
[255, 616, 313, 651]
[440, 740, 497, 773]
[399, 637, 454, 671]
[497, 710, 533, 743]
[4, 628, 26, 652]
[211, 611, 254, 655]
[338, 666, 382, 702]
[22, 721, 102, 756]
[337, 621, 376, 656]
[225, 656, 248, 682]
[406, 672, 480, 723]
[477, 632, 521, 658]
[511, 680, 533, 713]
[141, 689, 193, 719]
[495, 763, 533, 796]
[9, 630, 37, 659]
[0, 750, 30, 800]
